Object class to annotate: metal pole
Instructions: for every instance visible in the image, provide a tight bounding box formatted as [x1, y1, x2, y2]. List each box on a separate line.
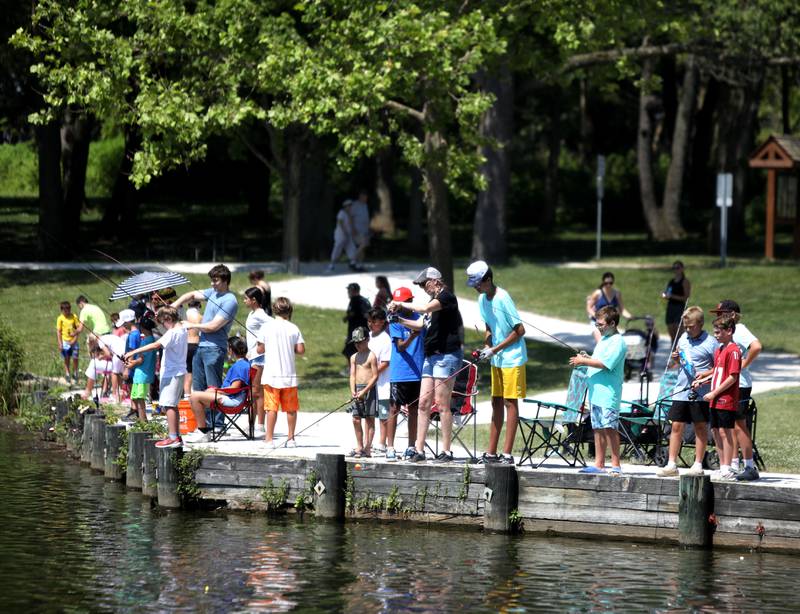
[596, 155, 605, 260]
[720, 198, 728, 268]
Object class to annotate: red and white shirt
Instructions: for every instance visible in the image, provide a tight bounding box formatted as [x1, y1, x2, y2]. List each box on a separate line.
[710, 342, 741, 411]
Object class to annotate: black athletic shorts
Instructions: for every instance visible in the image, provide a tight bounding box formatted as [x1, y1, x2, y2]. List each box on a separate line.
[668, 399, 710, 424]
[186, 342, 198, 373]
[391, 380, 421, 407]
[710, 407, 736, 429]
[734, 387, 753, 420]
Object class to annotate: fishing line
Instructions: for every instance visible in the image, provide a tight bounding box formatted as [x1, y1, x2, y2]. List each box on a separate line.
[487, 303, 583, 354]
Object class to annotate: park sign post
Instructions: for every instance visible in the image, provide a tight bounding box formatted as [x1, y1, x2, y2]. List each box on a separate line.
[596, 155, 606, 260]
[717, 172, 733, 267]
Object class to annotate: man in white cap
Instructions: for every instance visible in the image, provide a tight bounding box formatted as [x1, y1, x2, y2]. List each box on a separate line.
[466, 261, 527, 464]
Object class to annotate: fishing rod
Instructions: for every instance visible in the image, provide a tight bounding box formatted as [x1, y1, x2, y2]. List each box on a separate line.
[485, 303, 584, 355]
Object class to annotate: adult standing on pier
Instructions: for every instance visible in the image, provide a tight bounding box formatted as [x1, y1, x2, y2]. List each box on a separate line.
[388, 267, 464, 462]
[466, 260, 527, 465]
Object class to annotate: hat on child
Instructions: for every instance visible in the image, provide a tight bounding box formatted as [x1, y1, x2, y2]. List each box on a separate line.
[351, 327, 368, 343]
[709, 299, 741, 314]
[413, 267, 442, 285]
[115, 309, 136, 327]
[392, 287, 413, 302]
[465, 260, 490, 288]
[347, 282, 361, 292]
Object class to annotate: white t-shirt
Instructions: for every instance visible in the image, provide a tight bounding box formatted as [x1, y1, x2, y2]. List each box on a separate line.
[368, 330, 392, 400]
[98, 333, 127, 374]
[259, 318, 305, 389]
[246, 309, 272, 360]
[733, 322, 758, 389]
[158, 325, 188, 379]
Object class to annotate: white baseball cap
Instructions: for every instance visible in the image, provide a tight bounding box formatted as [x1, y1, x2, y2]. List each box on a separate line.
[465, 260, 490, 287]
[115, 309, 135, 327]
[413, 267, 442, 285]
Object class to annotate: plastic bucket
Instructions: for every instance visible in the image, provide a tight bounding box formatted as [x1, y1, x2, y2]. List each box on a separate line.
[178, 399, 197, 434]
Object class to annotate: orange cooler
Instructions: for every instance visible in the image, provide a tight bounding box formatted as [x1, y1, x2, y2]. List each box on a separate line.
[178, 399, 197, 434]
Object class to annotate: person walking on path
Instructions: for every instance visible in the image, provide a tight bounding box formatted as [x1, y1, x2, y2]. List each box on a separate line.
[173, 264, 239, 395]
[327, 200, 359, 272]
[570, 305, 627, 475]
[349, 190, 371, 270]
[662, 261, 691, 343]
[467, 261, 527, 465]
[586, 272, 632, 344]
[710, 300, 762, 481]
[388, 266, 464, 463]
[656, 306, 716, 478]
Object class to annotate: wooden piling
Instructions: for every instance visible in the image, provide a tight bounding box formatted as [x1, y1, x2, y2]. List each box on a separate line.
[80, 414, 96, 464]
[679, 474, 714, 548]
[314, 454, 346, 519]
[142, 438, 158, 498]
[104, 424, 127, 480]
[90, 416, 106, 471]
[156, 446, 181, 509]
[483, 464, 519, 533]
[126, 431, 148, 490]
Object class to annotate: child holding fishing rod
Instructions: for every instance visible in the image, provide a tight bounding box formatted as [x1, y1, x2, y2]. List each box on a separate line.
[569, 305, 627, 475]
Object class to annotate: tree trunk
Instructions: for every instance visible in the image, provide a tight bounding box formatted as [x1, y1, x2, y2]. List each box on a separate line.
[472, 62, 512, 263]
[282, 127, 303, 273]
[661, 56, 697, 239]
[689, 76, 718, 214]
[578, 77, 593, 166]
[105, 126, 141, 235]
[407, 166, 424, 252]
[298, 132, 329, 260]
[542, 87, 561, 232]
[36, 120, 65, 258]
[637, 57, 670, 240]
[781, 66, 792, 134]
[245, 153, 271, 227]
[372, 147, 396, 236]
[422, 121, 453, 287]
[60, 107, 93, 239]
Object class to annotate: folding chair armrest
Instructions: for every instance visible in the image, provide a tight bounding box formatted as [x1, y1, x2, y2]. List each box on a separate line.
[215, 385, 245, 396]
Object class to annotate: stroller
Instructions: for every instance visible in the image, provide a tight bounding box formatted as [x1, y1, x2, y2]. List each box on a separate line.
[622, 315, 658, 383]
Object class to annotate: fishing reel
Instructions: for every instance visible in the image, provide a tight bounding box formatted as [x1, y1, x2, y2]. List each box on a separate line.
[387, 313, 400, 324]
[688, 389, 699, 401]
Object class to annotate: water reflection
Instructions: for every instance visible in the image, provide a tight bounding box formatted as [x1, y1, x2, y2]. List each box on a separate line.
[0, 429, 797, 612]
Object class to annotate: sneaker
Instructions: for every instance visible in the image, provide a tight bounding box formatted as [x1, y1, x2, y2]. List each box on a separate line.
[498, 454, 515, 465]
[435, 451, 454, 462]
[253, 425, 266, 438]
[408, 450, 426, 463]
[372, 446, 386, 457]
[183, 430, 210, 443]
[479, 452, 499, 464]
[715, 469, 737, 481]
[264, 439, 278, 449]
[286, 439, 297, 448]
[685, 464, 705, 477]
[122, 411, 138, 423]
[607, 466, 622, 476]
[155, 437, 183, 448]
[578, 466, 605, 474]
[656, 465, 679, 477]
[730, 461, 741, 474]
[402, 446, 416, 460]
[386, 447, 397, 462]
[735, 466, 760, 481]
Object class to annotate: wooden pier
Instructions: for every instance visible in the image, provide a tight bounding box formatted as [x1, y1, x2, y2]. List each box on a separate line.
[47, 402, 800, 554]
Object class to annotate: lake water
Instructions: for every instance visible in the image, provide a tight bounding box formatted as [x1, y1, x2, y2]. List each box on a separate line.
[0, 428, 797, 612]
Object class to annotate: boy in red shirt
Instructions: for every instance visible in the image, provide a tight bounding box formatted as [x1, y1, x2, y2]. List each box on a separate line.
[692, 314, 741, 481]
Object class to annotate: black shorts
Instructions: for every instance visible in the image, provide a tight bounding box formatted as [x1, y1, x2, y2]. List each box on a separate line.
[186, 343, 198, 373]
[668, 400, 710, 424]
[710, 408, 736, 429]
[391, 380, 421, 407]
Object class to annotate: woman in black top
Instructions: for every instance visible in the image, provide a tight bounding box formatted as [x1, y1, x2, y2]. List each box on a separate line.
[662, 261, 691, 343]
[388, 267, 464, 463]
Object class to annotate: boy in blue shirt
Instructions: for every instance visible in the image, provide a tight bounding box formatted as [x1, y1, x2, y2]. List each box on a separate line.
[569, 305, 627, 475]
[125, 317, 157, 422]
[466, 261, 527, 465]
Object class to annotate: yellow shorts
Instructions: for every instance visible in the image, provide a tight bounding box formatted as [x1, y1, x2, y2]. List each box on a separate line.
[490, 365, 527, 399]
[263, 384, 299, 413]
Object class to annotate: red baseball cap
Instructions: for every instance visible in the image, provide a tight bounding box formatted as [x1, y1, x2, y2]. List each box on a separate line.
[392, 287, 413, 302]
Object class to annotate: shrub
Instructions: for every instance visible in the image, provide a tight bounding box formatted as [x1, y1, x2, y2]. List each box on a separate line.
[0, 142, 38, 198]
[0, 317, 25, 414]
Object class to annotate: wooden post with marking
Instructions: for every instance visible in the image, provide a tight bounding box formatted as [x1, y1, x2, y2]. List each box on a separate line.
[142, 438, 158, 498]
[90, 416, 106, 471]
[314, 453, 346, 519]
[80, 414, 97, 464]
[104, 424, 127, 480]
[126, 431, 148, 490]
[679, 474, 714, 548]
[156, 446, 181, 509]
[483, 464, 519, 533]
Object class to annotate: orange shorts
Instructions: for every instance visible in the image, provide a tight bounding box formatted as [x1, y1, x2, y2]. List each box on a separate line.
[263, 384, 299, 412]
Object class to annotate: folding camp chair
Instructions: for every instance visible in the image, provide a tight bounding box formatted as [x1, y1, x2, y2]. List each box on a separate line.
[210, 367, 256, 442]
[517, 366, 589, 468]
[428, 360, 479, 459]
[618, 368, 677, 465]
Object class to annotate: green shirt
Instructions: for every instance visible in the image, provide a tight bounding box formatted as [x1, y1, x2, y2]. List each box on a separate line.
[79, 303, 111, 336]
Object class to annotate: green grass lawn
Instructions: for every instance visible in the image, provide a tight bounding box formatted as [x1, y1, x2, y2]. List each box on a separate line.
[457, 259, 800, 354]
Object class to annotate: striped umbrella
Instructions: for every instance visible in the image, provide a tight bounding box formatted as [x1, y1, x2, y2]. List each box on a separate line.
[109, 271, 190, 301]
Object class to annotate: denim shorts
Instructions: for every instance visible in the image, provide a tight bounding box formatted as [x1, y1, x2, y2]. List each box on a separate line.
[422, 351, 463, 379]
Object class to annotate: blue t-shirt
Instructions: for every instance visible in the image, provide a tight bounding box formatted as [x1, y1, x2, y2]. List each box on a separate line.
[586, 332, 627, 411]
[132, 334, 156, 384]
[389, 318, 425, 382]
[674, 330, 717, 401]
[478, 287, 527, 368]
[125, 328, 142, 354]
[222, 358, 251, 401]
[200, 288, 238, 350]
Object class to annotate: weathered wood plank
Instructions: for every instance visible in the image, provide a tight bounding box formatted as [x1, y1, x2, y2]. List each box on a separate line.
[200, 456, 310, 473]
[713, 482, 800, 506]
[714, 531, 800, 553]
[348, 510, 485, 527]
[518, 471, 678, 496]
[351, 477, 484, 500]
[647, 494, 679, 513]
[522, 518, 680, 544]
[518, 502, 679, 529]
[715, 499, 800, 522]
[346, 461, 485, 483]
[715, 515, 800, 539]
[196, 469, 309, 489]
[200, 484, 305, 503]
[519, 486, 649, 511]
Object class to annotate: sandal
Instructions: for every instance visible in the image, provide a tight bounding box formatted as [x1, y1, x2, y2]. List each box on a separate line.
[347, 449, 363, 458]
